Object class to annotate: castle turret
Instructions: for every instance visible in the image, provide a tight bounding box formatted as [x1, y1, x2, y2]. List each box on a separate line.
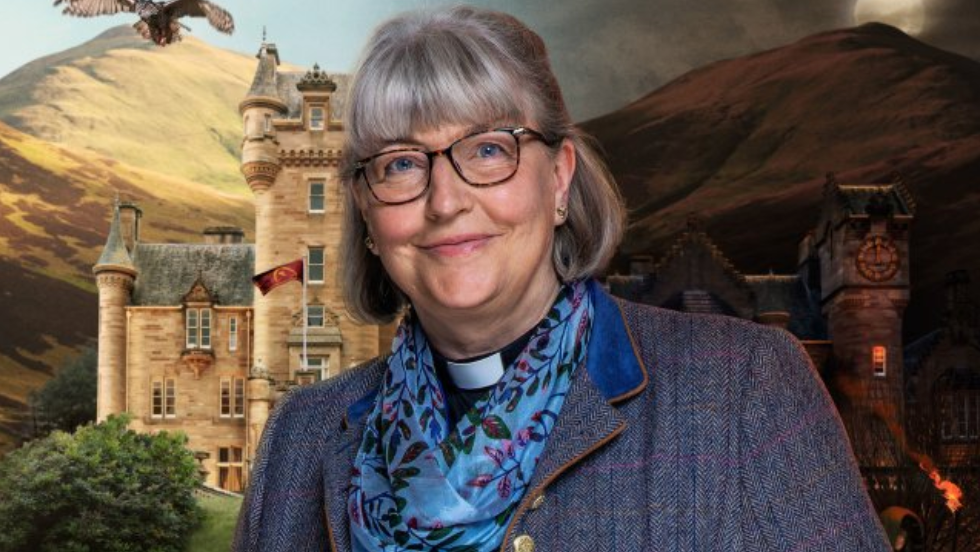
[240, 41, 287, 192]
[240, 40, 288, 376]
[93, 204, 139, 421]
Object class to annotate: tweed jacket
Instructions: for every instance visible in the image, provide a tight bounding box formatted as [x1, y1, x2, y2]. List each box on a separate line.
[234, 282, 891, 551]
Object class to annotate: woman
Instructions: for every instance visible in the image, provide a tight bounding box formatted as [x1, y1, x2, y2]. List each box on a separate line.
[235, 7, 890, 552]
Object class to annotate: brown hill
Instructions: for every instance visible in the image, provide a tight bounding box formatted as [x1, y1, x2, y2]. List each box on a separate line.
[581, 23, 980, 340]
[0, 120, 253, 451]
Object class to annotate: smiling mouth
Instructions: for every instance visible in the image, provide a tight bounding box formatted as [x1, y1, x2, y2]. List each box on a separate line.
[420, 234, 496, 257]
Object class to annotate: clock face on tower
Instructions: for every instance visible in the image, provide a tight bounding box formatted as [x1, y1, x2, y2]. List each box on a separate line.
[856, 235, 901, 282]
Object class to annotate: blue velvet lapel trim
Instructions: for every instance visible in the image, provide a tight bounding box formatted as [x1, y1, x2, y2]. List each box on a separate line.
[585, 279, 647, 403]
[344, 280, 647, 425]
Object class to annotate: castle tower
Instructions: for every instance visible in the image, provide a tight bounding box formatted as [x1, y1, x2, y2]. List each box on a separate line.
[93, 204, 138, 421]
[239, 41, 287, 378]
[816, 174, 915, 467]
[240, 41, 381, 387]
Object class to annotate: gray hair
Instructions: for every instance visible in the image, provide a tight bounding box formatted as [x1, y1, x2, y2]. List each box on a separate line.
[340, 6, 626, 324]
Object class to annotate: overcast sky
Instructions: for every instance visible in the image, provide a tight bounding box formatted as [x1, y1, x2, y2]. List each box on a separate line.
[1, 0, 976, 120]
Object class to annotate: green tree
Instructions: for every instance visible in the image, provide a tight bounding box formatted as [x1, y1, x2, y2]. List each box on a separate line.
[0, 414, 202, 552]
[29, 346, 97, 435]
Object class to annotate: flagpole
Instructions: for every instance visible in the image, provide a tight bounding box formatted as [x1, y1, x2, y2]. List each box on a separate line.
[302, 253, 308, 370]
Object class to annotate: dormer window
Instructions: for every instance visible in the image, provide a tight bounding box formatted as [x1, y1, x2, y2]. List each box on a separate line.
[307, 305, 325, 327]
[309, 106, 325, 130]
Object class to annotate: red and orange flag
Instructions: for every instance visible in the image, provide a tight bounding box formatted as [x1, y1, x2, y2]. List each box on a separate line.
[252, 258, 304, 295]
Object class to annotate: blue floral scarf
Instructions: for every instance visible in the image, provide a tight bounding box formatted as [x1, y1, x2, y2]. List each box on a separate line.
[349, 280, 593, 552]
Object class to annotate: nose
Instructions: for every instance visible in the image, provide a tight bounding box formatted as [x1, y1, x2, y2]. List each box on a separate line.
[425, 152, 472, 220]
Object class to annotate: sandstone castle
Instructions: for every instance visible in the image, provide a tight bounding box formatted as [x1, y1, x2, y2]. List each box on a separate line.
[92, 41, 389, 491]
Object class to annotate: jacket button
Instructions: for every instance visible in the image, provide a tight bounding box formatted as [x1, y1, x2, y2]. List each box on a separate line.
[513, 534, 535, 552]
[530, 493, 546, 510]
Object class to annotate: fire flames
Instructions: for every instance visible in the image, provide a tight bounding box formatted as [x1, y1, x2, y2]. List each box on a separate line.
[920, 461, 964, 513]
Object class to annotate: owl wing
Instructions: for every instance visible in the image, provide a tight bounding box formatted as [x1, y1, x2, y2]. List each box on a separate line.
[54, 0, 137, 16]
[165, 0, 234, 34]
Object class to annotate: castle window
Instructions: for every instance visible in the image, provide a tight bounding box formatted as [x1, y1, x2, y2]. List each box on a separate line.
[185, 308, 212, 350]
[308, 247, 324, 283]
[309, 106, 325, 130]
[165, 379, 175, 417]
[307, 305, 324, 327]
[217, 446, 244, 493]
[234, 378, 245, 417]
[308, 356, 328, 379]
[872, 346, 886, 377]
[220, 377, 246, 418]
[309, 181, 325, 213]
[200, 308, 212, 349]
[228, 316, 238, 352]
[263, 114, 272, 133]
[186, 310, 199, 348]
[297, 356, 327, 385]
[940, 393, 980, 441]
[152, 378, 176, 419]
[935, 368, 980, 442]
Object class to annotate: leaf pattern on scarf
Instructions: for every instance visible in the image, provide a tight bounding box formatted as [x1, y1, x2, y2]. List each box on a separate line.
[348, 280, 593, 552]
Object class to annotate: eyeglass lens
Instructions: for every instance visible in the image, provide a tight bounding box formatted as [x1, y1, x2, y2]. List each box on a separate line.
[364, 130, 521, 204]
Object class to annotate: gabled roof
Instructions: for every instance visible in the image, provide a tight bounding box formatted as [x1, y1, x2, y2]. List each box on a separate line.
[131, 243, 255, 306]
[277, 71, 349, 120]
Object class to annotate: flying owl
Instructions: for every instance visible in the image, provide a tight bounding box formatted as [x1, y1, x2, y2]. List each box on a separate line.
[54, 0, 235, 46]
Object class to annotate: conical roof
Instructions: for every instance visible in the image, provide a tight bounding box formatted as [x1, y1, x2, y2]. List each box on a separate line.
[243, 42, 285, 106]
[93, 204, 137, 276]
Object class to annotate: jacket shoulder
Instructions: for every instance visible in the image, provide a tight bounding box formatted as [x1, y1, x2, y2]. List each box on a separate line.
[613, 296, 806, 372]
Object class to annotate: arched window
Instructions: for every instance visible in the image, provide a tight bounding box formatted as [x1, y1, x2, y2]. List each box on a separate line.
[933, 367, 980, 442]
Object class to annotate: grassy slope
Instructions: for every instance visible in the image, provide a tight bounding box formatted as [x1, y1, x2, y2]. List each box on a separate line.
[0, 26, 271, 453]
[187, 493, 242, 551]
[0, 26, 255, 195]
[0, 120, 254, 450]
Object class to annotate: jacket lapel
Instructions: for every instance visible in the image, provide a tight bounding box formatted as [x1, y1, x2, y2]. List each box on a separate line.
[524, 367, 628, 494]
[322, 368, 384, 552]
[498, 282, 649, 549]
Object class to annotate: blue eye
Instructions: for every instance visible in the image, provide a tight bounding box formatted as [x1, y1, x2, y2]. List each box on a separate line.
[386, 156, 419, 174]
[477, 143, 503, 158]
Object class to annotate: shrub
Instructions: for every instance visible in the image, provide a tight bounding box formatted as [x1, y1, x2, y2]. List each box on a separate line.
[0, 414, 202, 552]
[29, 347, 97, 435]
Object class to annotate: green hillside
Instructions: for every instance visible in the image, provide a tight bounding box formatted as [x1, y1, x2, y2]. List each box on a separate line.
[0, 26, 257, 195]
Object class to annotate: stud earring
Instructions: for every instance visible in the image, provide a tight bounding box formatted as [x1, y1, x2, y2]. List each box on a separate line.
[556, 205, 568, 219]
[364, 235, 376, 250]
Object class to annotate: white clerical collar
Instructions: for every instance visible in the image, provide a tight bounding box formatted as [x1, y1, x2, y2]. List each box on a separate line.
[445, 353, 505, 390]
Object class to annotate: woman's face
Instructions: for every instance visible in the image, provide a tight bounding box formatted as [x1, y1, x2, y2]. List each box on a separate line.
[356, 121, 575, 329]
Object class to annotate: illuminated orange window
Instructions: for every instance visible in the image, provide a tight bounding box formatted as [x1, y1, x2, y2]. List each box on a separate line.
[872, 346, 887, 377]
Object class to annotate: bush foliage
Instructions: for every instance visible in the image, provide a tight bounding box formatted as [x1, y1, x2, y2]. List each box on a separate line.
[29, 347, 97, 435]
[0, 414, 202, 552]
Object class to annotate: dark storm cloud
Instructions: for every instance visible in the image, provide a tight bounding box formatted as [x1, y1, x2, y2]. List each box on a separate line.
[920, 0, 980, 60]
[502, 0, 854, 120]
